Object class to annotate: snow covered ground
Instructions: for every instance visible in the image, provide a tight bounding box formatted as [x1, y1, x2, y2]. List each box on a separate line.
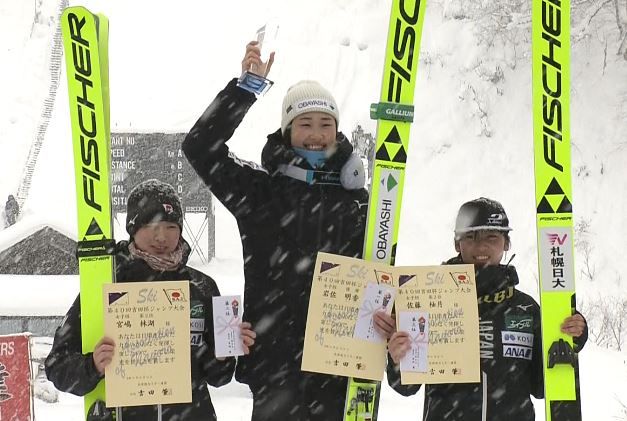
[1, 0, 627, 419]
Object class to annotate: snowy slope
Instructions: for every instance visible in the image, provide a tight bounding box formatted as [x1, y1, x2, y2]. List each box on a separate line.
[1, 0, 627, 419]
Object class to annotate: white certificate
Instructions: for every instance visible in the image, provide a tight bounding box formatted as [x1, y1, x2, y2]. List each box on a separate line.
[212, 295, 244, 358]
[353, 282, 396, 343]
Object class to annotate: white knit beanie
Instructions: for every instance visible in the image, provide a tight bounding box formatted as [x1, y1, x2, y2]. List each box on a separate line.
[281, 80, 340, 135]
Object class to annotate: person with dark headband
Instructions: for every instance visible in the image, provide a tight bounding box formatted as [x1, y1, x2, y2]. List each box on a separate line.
[183, 41, 368, 421]
[373, 197, 588, 421]
[45, 179, 256, 421]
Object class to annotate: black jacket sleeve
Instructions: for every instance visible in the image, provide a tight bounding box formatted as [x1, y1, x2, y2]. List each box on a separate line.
[44, 295, 103, 396]
[385, 354, 422, 397]
[573, 309, 588, 352]
[191, 273, 236, 387]
[183, 78, 271, 218]
[530, 302, 545, 399]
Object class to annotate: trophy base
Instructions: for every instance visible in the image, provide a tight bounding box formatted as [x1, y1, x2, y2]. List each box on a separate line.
[237, 71, 274, 96]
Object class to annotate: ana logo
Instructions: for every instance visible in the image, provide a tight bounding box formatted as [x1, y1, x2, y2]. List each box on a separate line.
[547, 233, 567, 246]
[487, 213, 504, 225]
[163, 203, 174, 214]
[503, 344, 533, 360]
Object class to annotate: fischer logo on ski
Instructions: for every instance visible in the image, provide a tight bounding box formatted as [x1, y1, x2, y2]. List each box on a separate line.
[66, 13, 106, 213]
[387, 0, 421, 102]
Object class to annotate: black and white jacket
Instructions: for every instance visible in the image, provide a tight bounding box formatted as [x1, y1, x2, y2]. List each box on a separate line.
[387, 256, 588, 421]
[182, 79, 368, 405]
[45, 240, 234, 421]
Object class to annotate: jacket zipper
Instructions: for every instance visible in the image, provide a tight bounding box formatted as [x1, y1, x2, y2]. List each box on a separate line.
[317, 185, 324, 248]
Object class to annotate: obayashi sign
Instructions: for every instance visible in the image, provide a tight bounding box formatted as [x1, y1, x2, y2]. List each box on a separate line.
[0, 334, 33, 421]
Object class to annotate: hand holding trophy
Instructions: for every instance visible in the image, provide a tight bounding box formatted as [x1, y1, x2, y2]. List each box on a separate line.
[237, 22, 278, 96]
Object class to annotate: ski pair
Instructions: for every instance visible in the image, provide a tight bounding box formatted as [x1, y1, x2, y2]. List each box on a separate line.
[342, 0, 427, 419]
[345, 0, 583, 420]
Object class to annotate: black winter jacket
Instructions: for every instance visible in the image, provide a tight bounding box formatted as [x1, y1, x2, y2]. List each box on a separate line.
[183, 79, 369, 389]
[45, 240, 235, 421]
[387, 256, 588, 421]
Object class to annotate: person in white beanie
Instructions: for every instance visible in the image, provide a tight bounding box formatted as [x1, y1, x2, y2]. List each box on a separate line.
[183, 41, 368, 421]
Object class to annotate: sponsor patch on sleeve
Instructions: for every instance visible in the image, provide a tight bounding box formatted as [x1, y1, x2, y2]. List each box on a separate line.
[502, 331, 534, 347]
[504, 314, 534, 332]
[502, 344, 533, 360]
[190, 301, 206, 346]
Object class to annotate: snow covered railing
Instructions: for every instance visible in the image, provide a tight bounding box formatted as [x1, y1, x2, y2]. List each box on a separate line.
[16, 0, 69, 208]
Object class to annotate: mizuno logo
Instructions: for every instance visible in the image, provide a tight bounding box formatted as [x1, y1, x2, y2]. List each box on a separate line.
[517, 304, 534, 311]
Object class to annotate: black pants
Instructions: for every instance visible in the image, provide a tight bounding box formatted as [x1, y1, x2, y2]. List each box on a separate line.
[249, 373, 347, 421]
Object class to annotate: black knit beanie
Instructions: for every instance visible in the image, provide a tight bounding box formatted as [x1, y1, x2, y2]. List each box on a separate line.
[125, 179, 183, 237]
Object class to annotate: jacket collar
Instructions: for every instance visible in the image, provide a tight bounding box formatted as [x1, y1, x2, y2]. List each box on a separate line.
[116, 238, 192, 268]
[261, 128, 354, 175]
[444, 254, 519, 297]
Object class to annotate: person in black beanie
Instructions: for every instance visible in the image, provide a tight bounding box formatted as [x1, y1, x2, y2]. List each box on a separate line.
[374, 197, 588, 421]
[45, 179, 257, 421]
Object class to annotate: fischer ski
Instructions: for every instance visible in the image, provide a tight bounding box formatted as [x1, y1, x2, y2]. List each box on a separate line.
[342, 0, 427, 420]
[532, 0, 582, 420]
[61, 7, 115, 419]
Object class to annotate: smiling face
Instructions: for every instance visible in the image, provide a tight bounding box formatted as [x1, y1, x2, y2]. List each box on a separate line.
[455, 230, 509, 268]
[133, 221, 181, 258]
[289, 112, 337, 150]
